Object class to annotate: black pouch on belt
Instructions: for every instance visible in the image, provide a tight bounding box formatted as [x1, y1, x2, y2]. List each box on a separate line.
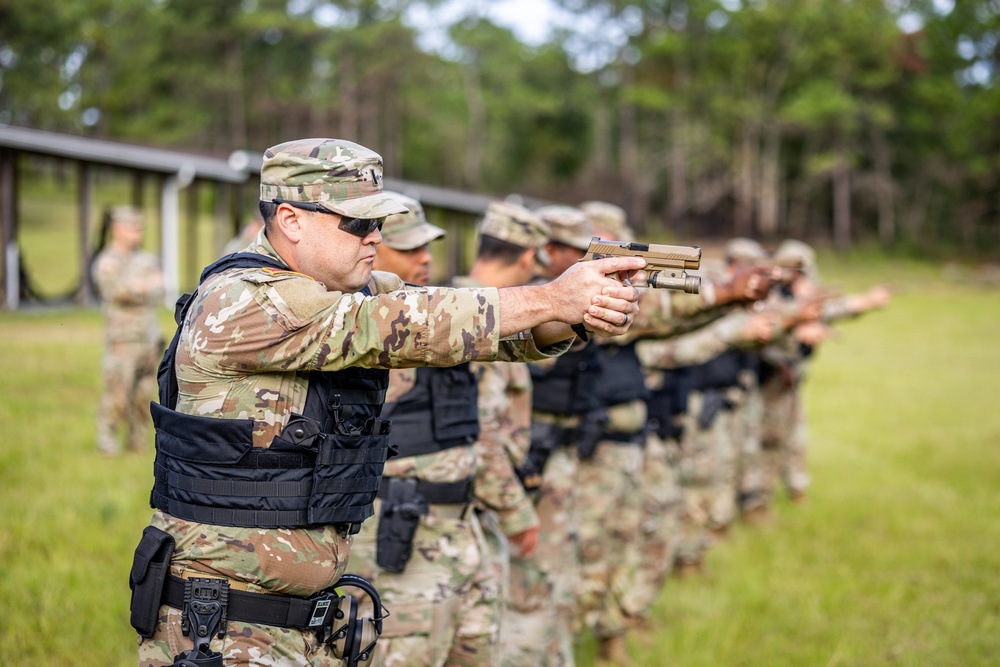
[375, 478, 429, 573]
[129, 525, 176, 638]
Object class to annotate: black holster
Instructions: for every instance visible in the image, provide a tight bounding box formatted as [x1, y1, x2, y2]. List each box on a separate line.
[129, 526, 175, 638]
[518, 422, 560, 492]
[697, 389, 730, 430]
[171, 649, 224, 666]
[375, 478, 429, 573]
[577, 410, 609, 461]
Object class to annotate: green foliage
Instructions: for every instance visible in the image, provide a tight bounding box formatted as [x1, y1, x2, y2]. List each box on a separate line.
[2, 0, 999, 251]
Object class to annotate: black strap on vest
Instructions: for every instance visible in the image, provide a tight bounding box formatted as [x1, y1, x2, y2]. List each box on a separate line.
[377, 478, 473, 505]
[600, 430, 647, 445]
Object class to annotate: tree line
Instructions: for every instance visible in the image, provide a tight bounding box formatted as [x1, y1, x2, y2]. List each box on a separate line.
[1, 0, 998, 255]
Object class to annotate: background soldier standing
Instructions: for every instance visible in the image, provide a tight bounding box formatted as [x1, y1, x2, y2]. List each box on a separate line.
[91, 205, 164, 456]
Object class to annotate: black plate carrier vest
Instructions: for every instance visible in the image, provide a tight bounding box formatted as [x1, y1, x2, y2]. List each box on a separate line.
[529, 343, 604, 416]
[646, 367, 693, 440]
[595, 341, 650, 408]
[149, 253, 391, 532]
[382, 365, 480, 458]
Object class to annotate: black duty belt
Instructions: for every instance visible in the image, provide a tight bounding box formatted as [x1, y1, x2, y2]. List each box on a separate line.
[601, 430, 646, 445]
[162, 575, 339, 631]
[377, 478, 473, 505]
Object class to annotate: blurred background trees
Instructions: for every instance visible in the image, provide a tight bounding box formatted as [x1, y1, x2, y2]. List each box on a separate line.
[1, 0, 997, 254]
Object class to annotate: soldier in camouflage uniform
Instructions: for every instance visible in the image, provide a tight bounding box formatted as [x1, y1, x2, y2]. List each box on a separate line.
[91, 206, 164, 456]
[367, 191, 445, 286]
[454, 201, 551, 667]
[719, 238, 788, 525]
[131, 138, 645, 667]
[500, 204, 594, 667]
[628, 250, 776, 595]
[346, 198, 543, 667]
[572, 201, 651, 664]
[759, 240, 890, 508]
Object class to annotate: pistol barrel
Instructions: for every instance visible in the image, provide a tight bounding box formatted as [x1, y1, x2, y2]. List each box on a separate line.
[648, 270, 701, 294]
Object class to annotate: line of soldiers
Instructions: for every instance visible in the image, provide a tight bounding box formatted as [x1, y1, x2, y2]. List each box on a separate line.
[116, 136, 891, 667]
[344, 195, 890, 667]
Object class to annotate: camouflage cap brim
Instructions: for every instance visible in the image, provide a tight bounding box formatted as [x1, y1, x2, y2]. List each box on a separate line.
[323, 193, 409, 220]
[383, 221, 447, 251]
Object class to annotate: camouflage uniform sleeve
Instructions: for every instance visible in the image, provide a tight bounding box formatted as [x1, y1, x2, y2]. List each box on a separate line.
[821, 295, 860, 323]
[186, 268, 566, 375]
[623, 288, 733, 342]
[635, 310, 752, 369]
[471, 362, 540, 537]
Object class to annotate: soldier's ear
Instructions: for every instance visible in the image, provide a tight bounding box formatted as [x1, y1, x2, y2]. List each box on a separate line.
[519, 248, 536, 271]
[274, 203, 304, 244]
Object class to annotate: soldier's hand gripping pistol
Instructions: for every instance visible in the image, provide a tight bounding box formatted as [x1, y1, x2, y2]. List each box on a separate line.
[580, 237, 702, 294]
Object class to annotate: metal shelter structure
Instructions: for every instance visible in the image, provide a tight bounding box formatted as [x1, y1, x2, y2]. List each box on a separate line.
[0, 125, 252, 309]
[0, 126, 504, 311]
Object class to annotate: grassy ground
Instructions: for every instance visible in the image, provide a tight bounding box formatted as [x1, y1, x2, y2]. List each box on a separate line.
[1, 253, 998, 665]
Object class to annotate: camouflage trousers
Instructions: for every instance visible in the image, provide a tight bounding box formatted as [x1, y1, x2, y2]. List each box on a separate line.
[97, 339, 160, 455]
[627, 432, 682, 617]
[475, 510, 510, 660]
[732, 382, 767, 513]
[501, 445, 579, 667]
[760, 375, 810, 501]
[346, 500, 499, 667]
[674, 391, 735, 566]
[575, 438, 645, 639]
[137, 566, 344, 666]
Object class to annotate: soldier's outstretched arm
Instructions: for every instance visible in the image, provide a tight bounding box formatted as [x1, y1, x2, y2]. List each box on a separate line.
[498, 255, 645, 346]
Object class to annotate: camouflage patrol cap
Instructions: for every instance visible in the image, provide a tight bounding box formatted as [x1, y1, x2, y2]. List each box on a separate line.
[380, 192, 446, 251]
[111, 205, 144, 228]
[580, 200, 634, 242]
[478, 200, 552, 266]
[259, 138, 407, 219]
[724, 237, 766, 263]
[535, 205, 594, 251]
[773, 239, 818, 278]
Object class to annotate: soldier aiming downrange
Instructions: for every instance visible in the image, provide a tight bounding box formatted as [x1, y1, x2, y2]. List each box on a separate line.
[127, 138, 644, 667]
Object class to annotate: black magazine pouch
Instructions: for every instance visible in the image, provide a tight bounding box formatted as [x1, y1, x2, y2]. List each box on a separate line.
[307, 429, 391, 529]
[429, 366, 480, 444]
[129, 526, 175, 638]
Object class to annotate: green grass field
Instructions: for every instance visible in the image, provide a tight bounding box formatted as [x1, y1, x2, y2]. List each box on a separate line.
[1, 252, 998, 666]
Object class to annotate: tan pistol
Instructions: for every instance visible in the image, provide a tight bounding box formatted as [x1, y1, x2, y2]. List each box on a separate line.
[581, 237, 702, 294]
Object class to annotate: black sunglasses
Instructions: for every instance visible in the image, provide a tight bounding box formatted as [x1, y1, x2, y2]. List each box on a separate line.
[271, 198, 385, 238]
